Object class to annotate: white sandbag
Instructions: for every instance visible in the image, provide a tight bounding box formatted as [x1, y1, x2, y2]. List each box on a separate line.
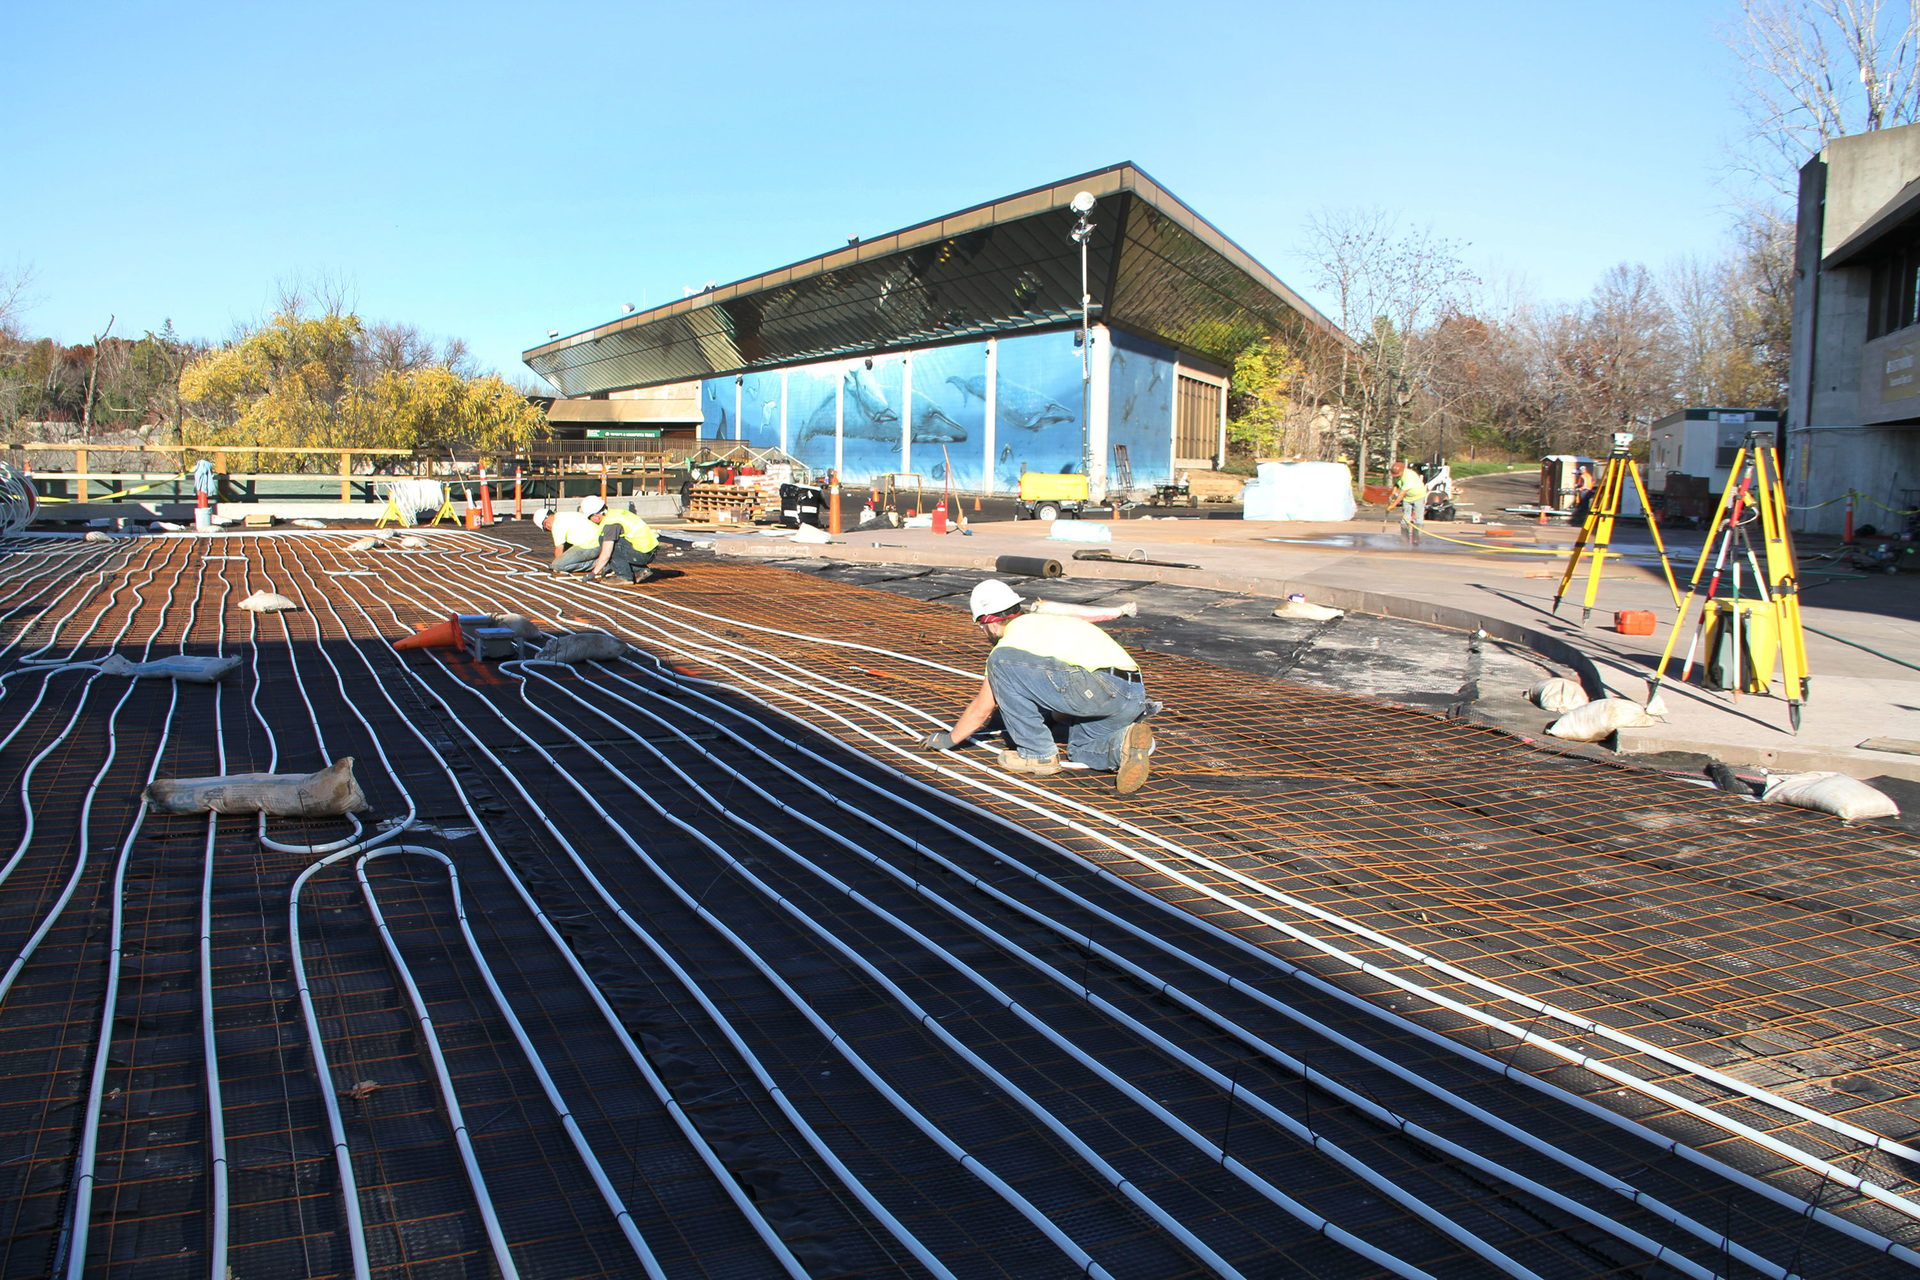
[346, 536, 378, 551]
[1545, 697, 1657, 743]
[1272, 599, 1343, 622]
[98, 653, 244, 683]
[396, 535, 426, 549]
[144, 757, 368, 817]
[539, 630, 628, 664]
[791, 522, 833, 544]
[1760, 771, 1900, 821]
[152, 521, 187, 532]
[84, 530, 113, 542]
[488, 613, 544, 640]
[1032, 599, 1138, 622]
[1531, 677, 1589, 714]
[292, 518, 328, 529]
[371, 528, 395, 541]
[238, 590, 298, 614]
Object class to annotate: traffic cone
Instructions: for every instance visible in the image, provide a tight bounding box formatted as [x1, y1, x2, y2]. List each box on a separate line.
[395, 615, 463, 651]
[479, 468, 495, 523]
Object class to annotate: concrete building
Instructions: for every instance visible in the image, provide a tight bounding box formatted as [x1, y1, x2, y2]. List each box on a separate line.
[1789, 122, 1920, 536]
[523, 164, 1348, 497]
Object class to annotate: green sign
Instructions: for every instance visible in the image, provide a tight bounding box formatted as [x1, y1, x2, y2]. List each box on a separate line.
[584, 428, 662, 439]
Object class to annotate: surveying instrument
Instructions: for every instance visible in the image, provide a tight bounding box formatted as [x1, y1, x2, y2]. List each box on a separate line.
[1644, 431, 1811, 731]
[1551, 432, 1681, 623]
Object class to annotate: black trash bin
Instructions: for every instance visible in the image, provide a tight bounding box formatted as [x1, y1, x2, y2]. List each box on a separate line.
[779, 483, 825, 528]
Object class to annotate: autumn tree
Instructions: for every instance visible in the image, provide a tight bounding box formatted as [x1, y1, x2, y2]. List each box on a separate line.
[179, 299, 545, 463]
[1226, 338, 1304, 459]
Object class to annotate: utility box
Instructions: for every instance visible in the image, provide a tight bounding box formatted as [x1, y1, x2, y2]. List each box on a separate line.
[1648, 409, 1782, 500]
[1703, 599, 1779, 693]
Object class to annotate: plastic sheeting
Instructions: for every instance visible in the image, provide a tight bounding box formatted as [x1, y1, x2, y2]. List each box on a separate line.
[1239, 461, 1357, 521]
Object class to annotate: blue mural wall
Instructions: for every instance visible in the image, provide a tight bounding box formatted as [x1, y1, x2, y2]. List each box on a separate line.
[699, 380, 732, 438]
[991, 330, 1085, 489]
[1107, 330, 1178, 486]
[699, 327, 1100, 492]
[907, 342, 986, 491]
[784, 364, 843, 474]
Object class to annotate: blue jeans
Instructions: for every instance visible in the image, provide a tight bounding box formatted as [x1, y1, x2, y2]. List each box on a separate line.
[553, 546, 597, 573]
[986, 648, 1146, 768]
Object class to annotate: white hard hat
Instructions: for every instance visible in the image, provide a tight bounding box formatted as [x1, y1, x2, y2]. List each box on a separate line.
[537, 508, 556, 527]
[969, 579, 1025, 620]
[580, 495, 607, 516]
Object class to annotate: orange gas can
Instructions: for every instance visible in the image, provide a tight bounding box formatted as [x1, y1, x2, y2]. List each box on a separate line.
[1614, 610, 1655, 636]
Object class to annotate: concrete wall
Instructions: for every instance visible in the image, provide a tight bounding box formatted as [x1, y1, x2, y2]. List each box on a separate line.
[1788, 125, 1920, 534]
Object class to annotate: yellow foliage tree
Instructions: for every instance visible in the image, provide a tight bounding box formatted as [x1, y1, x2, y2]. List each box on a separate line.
[180, 307, 546, 467]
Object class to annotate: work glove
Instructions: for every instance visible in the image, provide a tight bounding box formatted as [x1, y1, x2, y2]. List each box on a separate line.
[916, 730, 955, 752]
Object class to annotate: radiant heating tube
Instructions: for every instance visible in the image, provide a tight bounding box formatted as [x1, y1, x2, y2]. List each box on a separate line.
[464, 540, 1920, 1224]
[412, 531, 1920, 1265]
[371, 544, 1506, 1277]
[268, 536, 811, 1280]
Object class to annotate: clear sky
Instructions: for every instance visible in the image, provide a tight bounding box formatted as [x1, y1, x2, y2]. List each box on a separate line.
[6, 0, 1764, 388]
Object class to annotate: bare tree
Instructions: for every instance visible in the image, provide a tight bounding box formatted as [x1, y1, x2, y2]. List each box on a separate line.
[1302, 208, 1476, 482]
[80, 316, 114, 443]
[1729, 0, 1920, 188]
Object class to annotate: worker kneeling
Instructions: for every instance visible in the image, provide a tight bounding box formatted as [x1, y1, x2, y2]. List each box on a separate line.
[590, 506, 659, 582]
[917, 580, 1155, 794]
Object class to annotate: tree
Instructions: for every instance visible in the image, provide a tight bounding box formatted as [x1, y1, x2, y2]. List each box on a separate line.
[1226, 338, 1303, 459]
[1729, 0, 1920, 188]
[179, 299, 546, 462]
[1302, 208, 1476, 482]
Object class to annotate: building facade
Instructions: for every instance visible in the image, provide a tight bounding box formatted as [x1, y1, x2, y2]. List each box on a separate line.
[524, 165, 1347, 497]
[1789, 123, 1920, 536]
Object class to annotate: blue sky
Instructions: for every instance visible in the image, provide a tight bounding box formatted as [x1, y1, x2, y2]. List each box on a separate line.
[7, 0, 1763, 387]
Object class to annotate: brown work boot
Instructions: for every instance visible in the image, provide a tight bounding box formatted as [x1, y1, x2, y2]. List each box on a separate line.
[1113, 719, 1154, 795]
[997, 750, 1061, 778]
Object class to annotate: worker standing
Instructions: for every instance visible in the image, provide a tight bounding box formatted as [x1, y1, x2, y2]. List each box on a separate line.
[539, 496, 607, 575]
[1570, 463, 1597, 526]
[916, 580, 1155, 794]
[588, 506, 661, 582]
[1387, 461, 1427, 545]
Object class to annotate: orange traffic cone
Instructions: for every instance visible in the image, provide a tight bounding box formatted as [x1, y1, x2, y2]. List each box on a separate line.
[395, 615, 463, 651]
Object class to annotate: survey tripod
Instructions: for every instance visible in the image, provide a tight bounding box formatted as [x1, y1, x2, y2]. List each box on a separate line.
[1644, 432, 1811, 731]
[1551, 438, 1681, 623]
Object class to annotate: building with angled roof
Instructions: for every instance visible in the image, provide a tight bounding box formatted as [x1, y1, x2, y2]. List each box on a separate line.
[523, 164, 1348, 496]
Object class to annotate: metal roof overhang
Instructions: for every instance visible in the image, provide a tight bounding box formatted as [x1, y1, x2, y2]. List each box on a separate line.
[524, 164, 1349, 398]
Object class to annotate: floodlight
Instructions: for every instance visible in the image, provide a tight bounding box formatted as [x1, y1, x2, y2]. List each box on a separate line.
[546, 329, 559, 338]
[1070, 191, 1096, 214]
[621, 303, 636, 314]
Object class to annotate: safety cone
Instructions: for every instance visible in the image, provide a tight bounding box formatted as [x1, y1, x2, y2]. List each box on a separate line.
[394, 615, 463, 651]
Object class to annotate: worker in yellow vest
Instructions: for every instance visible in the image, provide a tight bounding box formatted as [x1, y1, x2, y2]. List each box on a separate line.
[916, 580, 1155, 793]
[588, 507, 661, 582]
[1387, 461, 1427, 544]
[539, 497, 606, 575]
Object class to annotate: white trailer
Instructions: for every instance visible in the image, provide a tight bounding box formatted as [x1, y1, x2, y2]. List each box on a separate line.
[1648, 408, 1783, 498]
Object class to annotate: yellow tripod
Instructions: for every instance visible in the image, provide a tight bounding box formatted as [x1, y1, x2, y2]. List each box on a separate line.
[1551, 443, 1681, 624]
[1644, 434, 1811, 731]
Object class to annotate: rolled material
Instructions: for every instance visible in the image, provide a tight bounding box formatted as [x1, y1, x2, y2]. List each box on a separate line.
[994, 555, 1063, 579]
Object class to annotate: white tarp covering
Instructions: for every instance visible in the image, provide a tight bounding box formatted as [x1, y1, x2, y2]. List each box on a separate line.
[1239, 461, 1356, 521]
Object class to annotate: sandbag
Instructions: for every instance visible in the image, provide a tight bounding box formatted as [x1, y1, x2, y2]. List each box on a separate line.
[239, 590, 298, 613]
[292, 519, 328, 529]
[1531, 677, 1589, 714]
[396, 535, 427, 549]
[1761, 771, 1900, 822]
[99, 653, 243, 683]
[1545, 697, 1657, 743]
[488, 613, 544, 640]
[1033, 599, 1139, 622]
[346, 537, 377, 551]
[539, 630, 628, 664]
[145, 757, 368, 817]
[1272, 599, 1343, 622]
[83, 530, 113, 542]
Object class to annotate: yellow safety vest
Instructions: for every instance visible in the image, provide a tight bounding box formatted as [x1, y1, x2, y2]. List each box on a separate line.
[551, 512, 600, 550]
[1395, 473, 1427, 504]
[600, 510, 659, 553]
[995, 613, 1137, 672]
